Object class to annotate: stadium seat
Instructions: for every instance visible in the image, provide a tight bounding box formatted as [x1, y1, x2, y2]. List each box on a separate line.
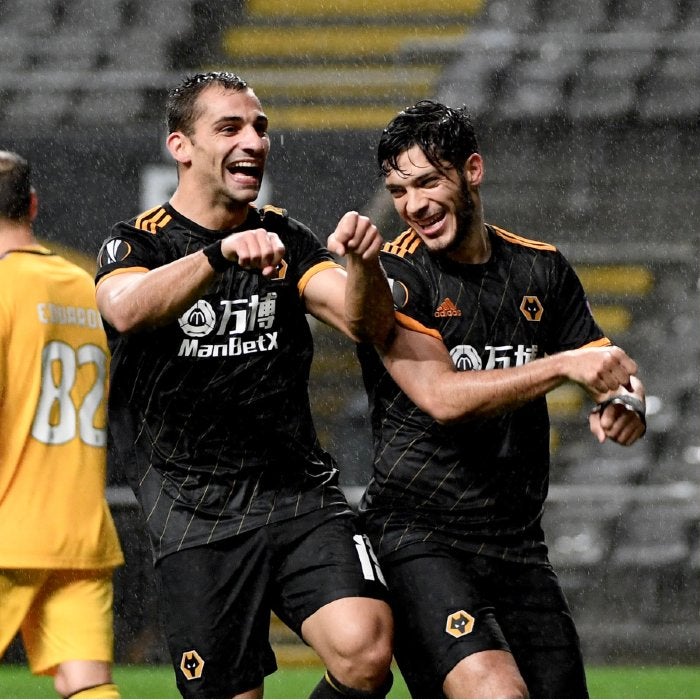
[612, 0, 679, 31]
[563, 447, 653, 486]
[0, 0, 58, 34]
[567, 74, 638, 121]
[638, 51, 700, 122]
[473, 0, 539, 32]
[682, 1, 700, 28]
[538, 0, 611, 33]
[2, 88, 74, 125]
[566, 40, 656, 121]
[605, 495, 699, 623]
[73, 88, 145, 125]
[27, 32, 103, 71]
[59, 0, 125, 34]
[542, 496, 625, 620]
[0, 32, 31, 70]
[101, 28, 173, 70]
[494, 47, 582, 121]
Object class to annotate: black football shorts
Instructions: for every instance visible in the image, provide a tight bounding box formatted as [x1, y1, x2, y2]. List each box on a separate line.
[156, 507, 388, 698]
[380, 541, 588, 699]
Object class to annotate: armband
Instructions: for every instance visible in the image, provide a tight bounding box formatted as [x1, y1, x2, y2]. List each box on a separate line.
[591, 395, 646, 429]
[202, 240, 236, 273]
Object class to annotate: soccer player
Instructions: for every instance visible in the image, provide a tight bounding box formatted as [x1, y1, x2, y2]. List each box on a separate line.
[357, 100, 647, 698]
[95, 72, 394, 699]
[0, 150, 124, 699]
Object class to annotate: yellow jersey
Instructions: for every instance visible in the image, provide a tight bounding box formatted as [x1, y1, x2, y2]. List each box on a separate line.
[0, 245, 123, 569]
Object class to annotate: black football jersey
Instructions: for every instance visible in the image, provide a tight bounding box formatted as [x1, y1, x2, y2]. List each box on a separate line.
[96, 203, 349, 560]
[358, 224, 609, 564]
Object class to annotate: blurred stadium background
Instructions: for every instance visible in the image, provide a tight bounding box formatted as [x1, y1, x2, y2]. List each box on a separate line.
[2, 0, 699, 673]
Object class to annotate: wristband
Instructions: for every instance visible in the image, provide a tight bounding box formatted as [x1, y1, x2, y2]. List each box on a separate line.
[591, 395, 646, 428]
[202, 240, 236, 273]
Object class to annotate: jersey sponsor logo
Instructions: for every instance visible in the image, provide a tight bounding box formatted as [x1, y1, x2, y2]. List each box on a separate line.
[177, 294, 280, 358]
[450, 344, 539, 370]
[178, 300, 217, 338]
[179, 333, 278, 358]
[449, 345, 483, 370]
[445, 610, 475, 638]
[98, 238, 132, 266]
[180, 649, 204, 681]
[434, 297, 462, 317]
[520, 295, 544, 322]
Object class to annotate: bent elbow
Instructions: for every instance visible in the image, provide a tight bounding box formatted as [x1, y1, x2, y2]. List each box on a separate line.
[419, 398, 465, 425]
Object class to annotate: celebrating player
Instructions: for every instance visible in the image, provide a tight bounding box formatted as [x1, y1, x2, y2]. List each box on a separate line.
[0, 150, 124, 698]
[95, 72, 394, 699]
[357, 100, 647, 698]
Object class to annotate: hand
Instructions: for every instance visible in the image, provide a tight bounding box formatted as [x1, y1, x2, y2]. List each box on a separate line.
[327, 211, 383, 261]
[563, 346, 637, 398]
[221, 228, 285, 277]
[589, 401, 646, 445]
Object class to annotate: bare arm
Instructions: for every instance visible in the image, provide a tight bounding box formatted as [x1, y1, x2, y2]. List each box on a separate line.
[304, 211, 394, 347]
[97, 228, 285, 333]
[380, 325, 639, 425]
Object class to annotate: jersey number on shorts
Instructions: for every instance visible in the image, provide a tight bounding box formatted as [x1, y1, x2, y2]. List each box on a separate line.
[353, 534, 387, 586]
[31, 341, 107, 447]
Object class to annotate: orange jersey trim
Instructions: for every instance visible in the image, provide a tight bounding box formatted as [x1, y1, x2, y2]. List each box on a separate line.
[95, 266, 149, 291]
[490, 225, 557, 252]
[134, 207, 172, 234]
[580, 337, 612, 349]
[297, 260, 343, 297]
[382, 229, 423, 258]
[395, 311, 443, 341]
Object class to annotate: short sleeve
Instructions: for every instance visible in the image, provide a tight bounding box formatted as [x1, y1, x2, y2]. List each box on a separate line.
[95, 220, 164, 285]
[380, 251, 440, 338]
[547, 252, 608, 352]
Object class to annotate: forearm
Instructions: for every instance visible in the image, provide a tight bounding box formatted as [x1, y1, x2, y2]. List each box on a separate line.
[97, 250, 215, 332]
[344, 255, 395, 347]
[385, 346, 569, 424]
[380, 328, 642, 424]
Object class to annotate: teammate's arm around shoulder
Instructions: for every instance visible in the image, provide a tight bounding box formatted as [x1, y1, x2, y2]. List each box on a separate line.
[304, 211, 395, 347]
[97, 229, 284, 333]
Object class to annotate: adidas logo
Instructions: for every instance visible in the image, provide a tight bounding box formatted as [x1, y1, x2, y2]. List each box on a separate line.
[434, 298, 462, 317]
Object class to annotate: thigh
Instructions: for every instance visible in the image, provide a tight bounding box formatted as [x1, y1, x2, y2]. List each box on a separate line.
[380, 544, 510, 699]
[497, 563, 589, 699]
[271, 509, 388, 637]
[156, 532, 277, 699]
[0, 569, 47, 661]
[23, 569, 115, 675]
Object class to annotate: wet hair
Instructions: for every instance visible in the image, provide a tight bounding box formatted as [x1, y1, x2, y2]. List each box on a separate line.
[0, 150, 31, 221]
[166, 71, 250, 136]
[378, 99, 479, 177]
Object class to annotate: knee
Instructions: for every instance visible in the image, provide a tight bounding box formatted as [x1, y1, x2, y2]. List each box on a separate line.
[327, 613, 393, 689]
[443, 651, 529, 699]
[53, 661, 114, 698]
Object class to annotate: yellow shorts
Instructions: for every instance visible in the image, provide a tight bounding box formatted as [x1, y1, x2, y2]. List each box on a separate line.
[0, 568, 115, 675]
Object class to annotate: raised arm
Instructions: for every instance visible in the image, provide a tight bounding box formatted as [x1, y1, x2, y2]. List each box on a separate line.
[380, 324, 639, 425]
[304, 211, 395, 347]
[97, 228, 285, 333]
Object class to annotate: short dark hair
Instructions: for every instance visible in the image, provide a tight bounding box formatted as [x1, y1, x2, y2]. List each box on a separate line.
[378, 100, 479, 177]
[166, 71, 250, 135]
[0, 150, 31, 221]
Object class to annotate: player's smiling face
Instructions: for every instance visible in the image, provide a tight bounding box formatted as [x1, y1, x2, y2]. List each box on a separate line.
[186, 85, 270, 209]
[385, 145, 479, 255]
